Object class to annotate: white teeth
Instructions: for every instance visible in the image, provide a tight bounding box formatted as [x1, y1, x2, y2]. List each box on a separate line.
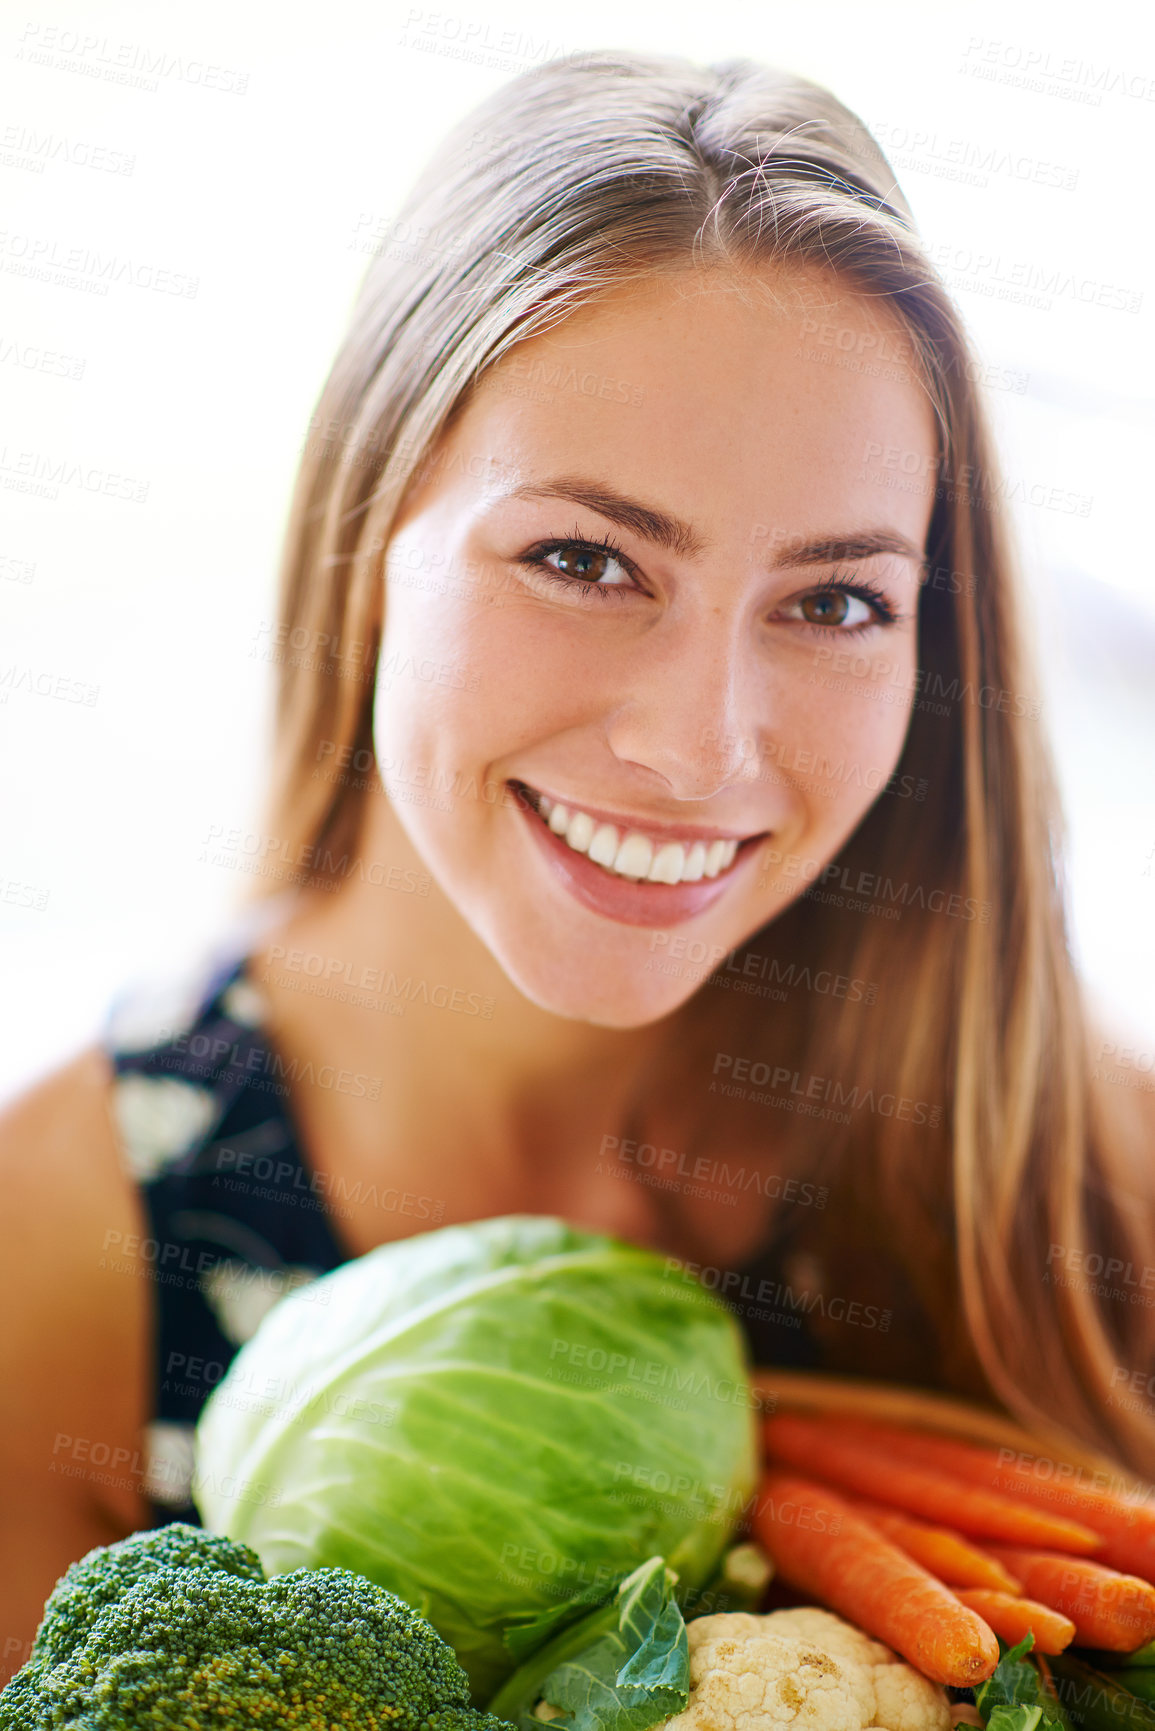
[683, 841, 707, 882]
[587, 823, 620, 869]
[565, 809, 595, 851]
[525, 787, 750, 886]
[703, 839, 730, 878]
[613, 832, 654, 879]
[648, 842, 685, 884]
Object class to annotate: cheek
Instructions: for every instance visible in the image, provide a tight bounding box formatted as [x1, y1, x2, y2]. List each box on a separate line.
[372, 579, 564, 771]
[378, 563, 476, 676]
[787, 635, 917, 812]
[372, 578, 473, 771]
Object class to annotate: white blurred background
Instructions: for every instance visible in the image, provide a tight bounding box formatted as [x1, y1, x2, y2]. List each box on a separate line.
[1, 0, 1153, 1099]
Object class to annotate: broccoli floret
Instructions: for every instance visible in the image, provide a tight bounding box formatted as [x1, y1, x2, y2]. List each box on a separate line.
[1, 1523, 515, 1730]
[24, 1521, 265, 1674]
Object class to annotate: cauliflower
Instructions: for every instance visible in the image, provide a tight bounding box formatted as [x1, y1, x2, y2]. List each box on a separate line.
[660, 1606, 952, 1731]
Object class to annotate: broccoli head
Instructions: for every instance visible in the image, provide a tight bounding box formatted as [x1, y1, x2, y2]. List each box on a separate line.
[22, 1521, 265, 1675]
[1, 1523, 515, 1730]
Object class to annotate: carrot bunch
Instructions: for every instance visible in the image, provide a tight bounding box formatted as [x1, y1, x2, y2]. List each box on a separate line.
[752, 1411, 1155, 1688]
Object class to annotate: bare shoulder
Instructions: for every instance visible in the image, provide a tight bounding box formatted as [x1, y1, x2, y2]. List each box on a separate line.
[0, 1046, 153, 1670]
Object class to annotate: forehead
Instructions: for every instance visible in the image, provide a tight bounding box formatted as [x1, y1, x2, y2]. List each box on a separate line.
[428, 265, 939, 550]
[519, 262, 919, 369]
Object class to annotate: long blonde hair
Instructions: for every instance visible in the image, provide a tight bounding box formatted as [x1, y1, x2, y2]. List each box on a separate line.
[253, 50, 1155, 1474]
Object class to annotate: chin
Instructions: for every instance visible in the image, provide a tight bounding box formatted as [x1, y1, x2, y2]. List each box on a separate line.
[491, 939, 702, 1029]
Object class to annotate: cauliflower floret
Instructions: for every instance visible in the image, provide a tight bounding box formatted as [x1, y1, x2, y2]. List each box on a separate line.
[870, 1665, 955, 1731]
[662, 1607, 951, 1731]
[751, 1608, 950, 1731]
[749, 1606, 894, 1670]
[665, 1627, 875, 1730]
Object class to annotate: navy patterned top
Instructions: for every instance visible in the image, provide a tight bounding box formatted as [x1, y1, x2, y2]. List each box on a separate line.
[101, 916, 821, 1523]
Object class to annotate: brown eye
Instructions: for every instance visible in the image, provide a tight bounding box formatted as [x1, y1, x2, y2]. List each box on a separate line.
[551, 546, 614, 582]
[800, 590, 850, 626]
[535, 541, 632, 591]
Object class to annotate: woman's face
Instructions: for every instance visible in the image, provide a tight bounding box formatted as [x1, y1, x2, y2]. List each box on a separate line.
[374, 266, 938, 1027]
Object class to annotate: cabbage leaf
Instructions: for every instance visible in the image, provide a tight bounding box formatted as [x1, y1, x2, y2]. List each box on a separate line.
[489, 1557, 689, 1731]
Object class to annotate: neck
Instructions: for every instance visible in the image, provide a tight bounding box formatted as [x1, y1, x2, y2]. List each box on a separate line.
[247, 786, 672, 1186]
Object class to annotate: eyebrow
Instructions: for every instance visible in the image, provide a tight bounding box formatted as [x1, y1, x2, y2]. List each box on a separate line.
[503, 478, 924, 569]
[506, 479, 704, 558]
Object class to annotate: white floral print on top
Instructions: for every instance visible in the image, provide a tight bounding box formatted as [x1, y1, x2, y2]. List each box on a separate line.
[104, 969, 217, 1055]
[111, 1074, 221, 1183]
[200, 1259, 320, 1346]
[219, 976, 269, 1029]
[142, 1420, 198, 1508]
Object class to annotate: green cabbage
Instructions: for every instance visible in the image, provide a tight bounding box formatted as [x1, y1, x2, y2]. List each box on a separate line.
[193, 1216, 757, 1701]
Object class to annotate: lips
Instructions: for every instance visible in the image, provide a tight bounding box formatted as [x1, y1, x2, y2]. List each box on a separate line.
[509, 779, 768, 929]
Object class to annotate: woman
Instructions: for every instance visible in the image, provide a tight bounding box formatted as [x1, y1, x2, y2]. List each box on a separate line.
[3, 48, 1152, 1667]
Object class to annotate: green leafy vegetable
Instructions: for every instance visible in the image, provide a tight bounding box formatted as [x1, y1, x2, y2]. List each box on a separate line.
[193, 1217, 757, 1703]
[1048, 1654, 1155, 1731]
[679, 1544, 772, 1620]
[1106, 1667, 1155, 1704]
[973, 1637, 1069, 1731]
[975, 1636, 1044, 1715]
[502, 1580, 621, 1671]
[488, 1558, 688, 1731]
[985, 1710, 1044, 1731]
[1033, 1662, 1077, 1731]
[1076, 1640, 1155, 1670]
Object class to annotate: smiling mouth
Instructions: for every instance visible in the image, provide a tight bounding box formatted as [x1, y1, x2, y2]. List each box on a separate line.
[510, 780, 767, 886]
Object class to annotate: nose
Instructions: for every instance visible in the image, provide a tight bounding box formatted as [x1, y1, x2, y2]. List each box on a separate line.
[601, 609, 769, 802]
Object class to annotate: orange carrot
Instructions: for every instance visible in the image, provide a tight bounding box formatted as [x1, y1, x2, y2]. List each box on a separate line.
[844, 1495, 1023, 1592]
[825, 1416, 1155, 1582]
[982, 1545, 1155, 1650]
[952, 1589, 1075, 1655]
[752, 1470, 1000, 1686]
[762, 1413, 1102, 1552]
